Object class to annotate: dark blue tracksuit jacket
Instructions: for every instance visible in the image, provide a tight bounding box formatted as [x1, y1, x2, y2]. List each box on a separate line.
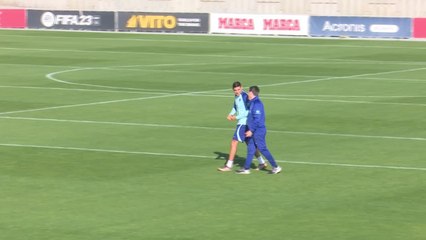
[244, 96, 278, 169]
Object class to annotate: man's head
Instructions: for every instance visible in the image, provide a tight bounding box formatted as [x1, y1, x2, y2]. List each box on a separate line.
[248, 85, 260, 100]
[232, 81, 243, 96]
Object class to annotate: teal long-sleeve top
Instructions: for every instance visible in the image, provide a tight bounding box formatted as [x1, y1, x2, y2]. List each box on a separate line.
[229, 91, 249, 125]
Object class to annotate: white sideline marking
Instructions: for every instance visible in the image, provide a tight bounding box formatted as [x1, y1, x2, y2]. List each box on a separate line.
[0, 85, 174, 95]
[0, 143, 425, 171]
[1, 116, 425, 141]
[0, 93, 189, 115]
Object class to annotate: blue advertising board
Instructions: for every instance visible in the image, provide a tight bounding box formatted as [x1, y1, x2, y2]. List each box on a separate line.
[310, 16, 411, 38]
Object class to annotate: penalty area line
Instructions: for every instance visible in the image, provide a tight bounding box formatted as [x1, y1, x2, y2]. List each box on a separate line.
[1, 143, 425, 172]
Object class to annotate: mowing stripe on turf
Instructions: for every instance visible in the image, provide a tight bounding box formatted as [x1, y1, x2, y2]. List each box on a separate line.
[0, 143, 425, 171]
[195, 94, 426, 107]
[24, 65, 421, 116]
[1, 85, 425, 98]
[1, 116, 425, 142]
[45, 64, 426, 91]
[2, 36, 426, 51]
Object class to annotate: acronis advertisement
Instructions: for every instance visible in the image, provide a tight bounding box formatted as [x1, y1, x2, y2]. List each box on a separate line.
[310, 16, 411, 38]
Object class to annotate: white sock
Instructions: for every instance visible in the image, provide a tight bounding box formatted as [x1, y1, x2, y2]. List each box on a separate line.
[257, 156, 265, 164]
[226, 160, 233, 168]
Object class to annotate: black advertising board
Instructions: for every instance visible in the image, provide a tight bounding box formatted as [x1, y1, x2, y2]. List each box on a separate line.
[27, 10, 115, 31]
[118, 12, 209, 33]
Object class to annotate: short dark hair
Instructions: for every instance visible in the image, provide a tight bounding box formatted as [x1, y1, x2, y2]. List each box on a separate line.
[249, 85, 260, 96]
[232, 81, 242, 89]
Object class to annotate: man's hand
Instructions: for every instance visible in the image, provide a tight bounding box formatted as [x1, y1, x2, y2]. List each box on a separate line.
[245, 130, 253, 137]
[227, 115, 236, 121]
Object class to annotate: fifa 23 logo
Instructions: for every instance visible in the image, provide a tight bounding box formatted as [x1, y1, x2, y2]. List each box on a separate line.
[41, 12, 100, 27]
[126, 15, 177, 29]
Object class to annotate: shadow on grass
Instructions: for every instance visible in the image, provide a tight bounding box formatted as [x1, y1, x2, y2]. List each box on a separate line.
[213, 151, 257, 169]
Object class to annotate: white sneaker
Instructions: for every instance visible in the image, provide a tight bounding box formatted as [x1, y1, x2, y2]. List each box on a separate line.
[270, 166, 282, 174]
[217, 166, 232, 172]
[235, 168, 251, 174]
[256, 163, 268, 170]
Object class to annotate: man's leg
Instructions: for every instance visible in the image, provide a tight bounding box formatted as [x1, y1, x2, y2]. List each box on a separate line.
[218, 139, 238, 171]
[254, 149, 267, 169]
[254, 131, 278, 168]
[219, 125, 245, 171]
[226, 139, 239, 167]
[242, 137, 257, 170]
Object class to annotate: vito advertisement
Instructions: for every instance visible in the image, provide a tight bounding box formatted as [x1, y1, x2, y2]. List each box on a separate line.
[118, 12, 209, 33]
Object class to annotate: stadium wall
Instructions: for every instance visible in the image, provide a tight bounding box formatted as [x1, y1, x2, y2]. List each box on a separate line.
[0, 0, 426, 17]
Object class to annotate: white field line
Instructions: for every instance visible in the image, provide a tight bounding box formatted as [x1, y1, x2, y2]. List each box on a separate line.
[261, 67, 426, 87]
[0, 84, 238, 116]
[0, 93, 190, 115]
[1, 85, 425, 99]
[1, 66, 424, 116]
[1, 116, 425, 142]
[193, 94, 426, 107]
[45, 67, 325, 90]
[47, 64, 426, 91]
[0, 143, 425, 171]
[262, 93, 426, 98]
[362, 77, 426, 83]
[1, 86, 425, 100]
[0, 85, 173, 95]
[266, 97, 426, 107]
[45, 68, 189, 93]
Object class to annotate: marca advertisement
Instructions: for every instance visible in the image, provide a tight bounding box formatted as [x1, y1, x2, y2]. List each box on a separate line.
[0, 9, 26, 28]
[210, 13, 309, 36]
[413, 18, 426, 38]
[27, 10, 115, 31]
[118, 12, 209, 33]
[310, 16, 411, 38]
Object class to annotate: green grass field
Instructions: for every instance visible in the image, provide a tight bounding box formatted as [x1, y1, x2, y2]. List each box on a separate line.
[1, 29, 425, 240]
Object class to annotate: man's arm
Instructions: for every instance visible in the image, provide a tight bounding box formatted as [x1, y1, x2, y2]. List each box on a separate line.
[227, 102, 237, 121]
[247, 100, 263, 133]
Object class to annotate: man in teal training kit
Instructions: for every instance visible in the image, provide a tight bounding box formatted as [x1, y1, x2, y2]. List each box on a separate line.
[236, 85, 282, 174]
[218, 81, 267, 172]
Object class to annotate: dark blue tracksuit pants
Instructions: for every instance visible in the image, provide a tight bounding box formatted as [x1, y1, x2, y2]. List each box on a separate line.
[244, 127, 278, 169]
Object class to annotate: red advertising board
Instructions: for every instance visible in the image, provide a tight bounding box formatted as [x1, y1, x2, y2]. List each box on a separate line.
[413, 18, 426, 38]
[0, 9, 26, 28]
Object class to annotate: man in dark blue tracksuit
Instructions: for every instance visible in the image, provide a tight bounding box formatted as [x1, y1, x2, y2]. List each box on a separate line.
[236, 85, 282, 174]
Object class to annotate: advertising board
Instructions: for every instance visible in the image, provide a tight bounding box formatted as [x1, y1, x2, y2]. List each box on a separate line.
[0, 9, 26, 28]
[210, 13, 309, 36]
[413, 18, 426, 38]
[118, 12, 209, 33]
[310, 16, 411, 38]
[27, 10, 115, 31]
